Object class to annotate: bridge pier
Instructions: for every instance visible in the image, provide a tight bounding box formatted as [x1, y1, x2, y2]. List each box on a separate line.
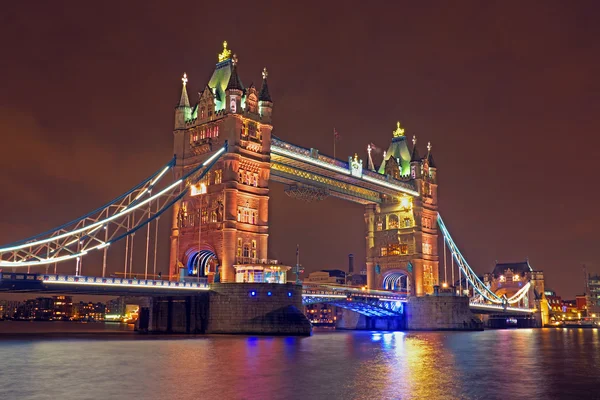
[146, 283, 311, 335]
[405, 295, 483, 331]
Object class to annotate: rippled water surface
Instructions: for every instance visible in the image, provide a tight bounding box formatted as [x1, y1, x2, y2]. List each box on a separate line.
[0, 324, 599, 400]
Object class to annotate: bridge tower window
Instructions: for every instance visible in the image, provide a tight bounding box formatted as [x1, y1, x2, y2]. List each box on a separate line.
[214, 169, 222, 184]
[423, 243, 432, 255]
[243, 244, 250, 258]
[388, 214, 399, 229]
[404, 218, 411, 228]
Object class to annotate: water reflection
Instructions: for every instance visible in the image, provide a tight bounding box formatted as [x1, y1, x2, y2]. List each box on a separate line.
[0, 327, 599, 400]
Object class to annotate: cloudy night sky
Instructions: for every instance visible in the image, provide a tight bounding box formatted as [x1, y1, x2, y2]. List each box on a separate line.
[1, 1, 599, 298]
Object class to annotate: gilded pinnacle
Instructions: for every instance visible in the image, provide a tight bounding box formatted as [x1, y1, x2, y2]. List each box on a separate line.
[262, 67, 268, 80]
[393, 121, 405, 138]
[182, 73, 188, 85]
[218, 41, 232, 62]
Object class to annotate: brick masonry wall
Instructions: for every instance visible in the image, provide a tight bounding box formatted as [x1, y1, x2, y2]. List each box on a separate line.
[207, 283, 312, 335]
[405, 295, 482, 330]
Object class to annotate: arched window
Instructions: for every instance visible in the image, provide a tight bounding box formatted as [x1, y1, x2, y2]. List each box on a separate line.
[243, 245, 250, 258]
[388, 214, 399, 229]
[237, 209, 241, 222]
[251, 211, 257, 225]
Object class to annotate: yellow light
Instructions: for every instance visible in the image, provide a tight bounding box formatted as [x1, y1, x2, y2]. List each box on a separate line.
[400, 196, 412, 210]
[392, 121, 405, 138]
[218, 41, 232, 62]
[442, 282, 448, 288]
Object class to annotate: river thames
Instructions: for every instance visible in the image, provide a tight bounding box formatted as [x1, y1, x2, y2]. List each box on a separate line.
[0, 324, 598, 400]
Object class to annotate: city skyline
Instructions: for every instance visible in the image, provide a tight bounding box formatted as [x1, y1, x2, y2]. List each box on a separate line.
[1, 2, 599, 297]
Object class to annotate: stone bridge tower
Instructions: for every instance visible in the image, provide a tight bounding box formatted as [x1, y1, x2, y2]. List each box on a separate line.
[366, 124, 439, 296]
[169, 42, 273, 282]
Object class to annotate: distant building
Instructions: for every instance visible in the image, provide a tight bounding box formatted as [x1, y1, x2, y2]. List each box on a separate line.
[52, 295, 73, 320]
[304, 304, 342, 325]
[0, 300, 21, 319]
[561, 299, 579, 320]
[305, 270, 346, 285]
[34, 297, 54, 320]
[576, 294, 588, 316]
[73, 301, 106, 321]
[106, 297, 125, 316]
[588, 274, 600, 314]
[14, 298, 54, 320]
[545, 289, 562, 314]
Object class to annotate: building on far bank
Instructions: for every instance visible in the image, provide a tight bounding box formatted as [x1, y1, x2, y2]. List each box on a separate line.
[588, 274, 600, 314]
[545, 289, 562, 314]
[304, 304, 342, 325]
[52, 295, 73, 320]
[305, 270, 346, 285]
[106, 297, 125, 317]
[73, 302, 106, 321]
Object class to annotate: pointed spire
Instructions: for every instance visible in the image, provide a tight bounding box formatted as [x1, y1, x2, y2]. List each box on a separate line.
[178, 73, 190, 107]
[259, 67, 272, 102]
[226, 54, 244, 91]
[427, 141, 437, 168]
[410, 135, 421, 162]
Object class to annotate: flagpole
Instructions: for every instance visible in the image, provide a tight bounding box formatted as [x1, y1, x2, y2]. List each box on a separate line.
[333, 131, 336, 159]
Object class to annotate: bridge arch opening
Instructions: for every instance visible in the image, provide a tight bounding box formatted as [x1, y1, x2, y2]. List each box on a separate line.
[183, 246, 219, 278]
[382, 271, 411, 294]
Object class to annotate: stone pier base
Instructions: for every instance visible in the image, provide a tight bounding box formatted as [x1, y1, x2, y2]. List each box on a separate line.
[405, 295, 482, 331]
[143, 283, 311, 336]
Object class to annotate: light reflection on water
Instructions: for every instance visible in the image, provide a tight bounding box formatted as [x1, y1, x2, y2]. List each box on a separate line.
[0, 325, 599, 400]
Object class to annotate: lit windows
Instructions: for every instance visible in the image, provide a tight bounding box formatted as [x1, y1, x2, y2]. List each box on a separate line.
[403, 218, 412, 228]
[380, 243, 409, 257]
[214, 169, 222, 184]
[423, 243, 432, 255]
[388, 214, 399, 229]
[237, 205, 258, 225]
[376, 218, 383, 231]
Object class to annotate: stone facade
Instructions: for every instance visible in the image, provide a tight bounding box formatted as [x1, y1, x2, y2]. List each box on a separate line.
[169, 46, 273, 283]
[366, 131, 439, 296]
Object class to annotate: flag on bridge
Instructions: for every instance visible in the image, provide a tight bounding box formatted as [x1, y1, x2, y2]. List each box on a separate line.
[333, 128, 340, 140]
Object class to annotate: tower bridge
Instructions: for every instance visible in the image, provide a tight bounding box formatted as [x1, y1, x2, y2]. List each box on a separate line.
[0, 42, 547, 333]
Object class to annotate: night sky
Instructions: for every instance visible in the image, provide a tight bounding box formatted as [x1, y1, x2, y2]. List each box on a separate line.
[1, 2, 599, 298]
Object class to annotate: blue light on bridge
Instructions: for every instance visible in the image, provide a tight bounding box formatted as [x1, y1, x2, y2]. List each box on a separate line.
[250, 290, 257, 297]
[288, 292, 292, 297]
[267, 291, 272, 296]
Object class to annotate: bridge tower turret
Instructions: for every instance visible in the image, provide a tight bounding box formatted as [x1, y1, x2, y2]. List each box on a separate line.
[368, 125, 439, 296]
[168, 42, 273, 283]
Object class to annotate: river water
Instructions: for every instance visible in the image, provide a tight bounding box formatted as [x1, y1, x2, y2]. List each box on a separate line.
[0, 323, 598, 400]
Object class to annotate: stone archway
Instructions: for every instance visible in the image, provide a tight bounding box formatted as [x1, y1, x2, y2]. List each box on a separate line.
[381, 269, 413, 295]
[183, 245, 219, 279]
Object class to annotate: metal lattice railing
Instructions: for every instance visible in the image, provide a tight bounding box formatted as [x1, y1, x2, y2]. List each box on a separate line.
[0, 143, 228, 272]
[438, 214, 533, 306]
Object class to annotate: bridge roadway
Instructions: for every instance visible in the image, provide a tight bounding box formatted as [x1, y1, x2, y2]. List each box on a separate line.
[0, 273, 534, 315]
